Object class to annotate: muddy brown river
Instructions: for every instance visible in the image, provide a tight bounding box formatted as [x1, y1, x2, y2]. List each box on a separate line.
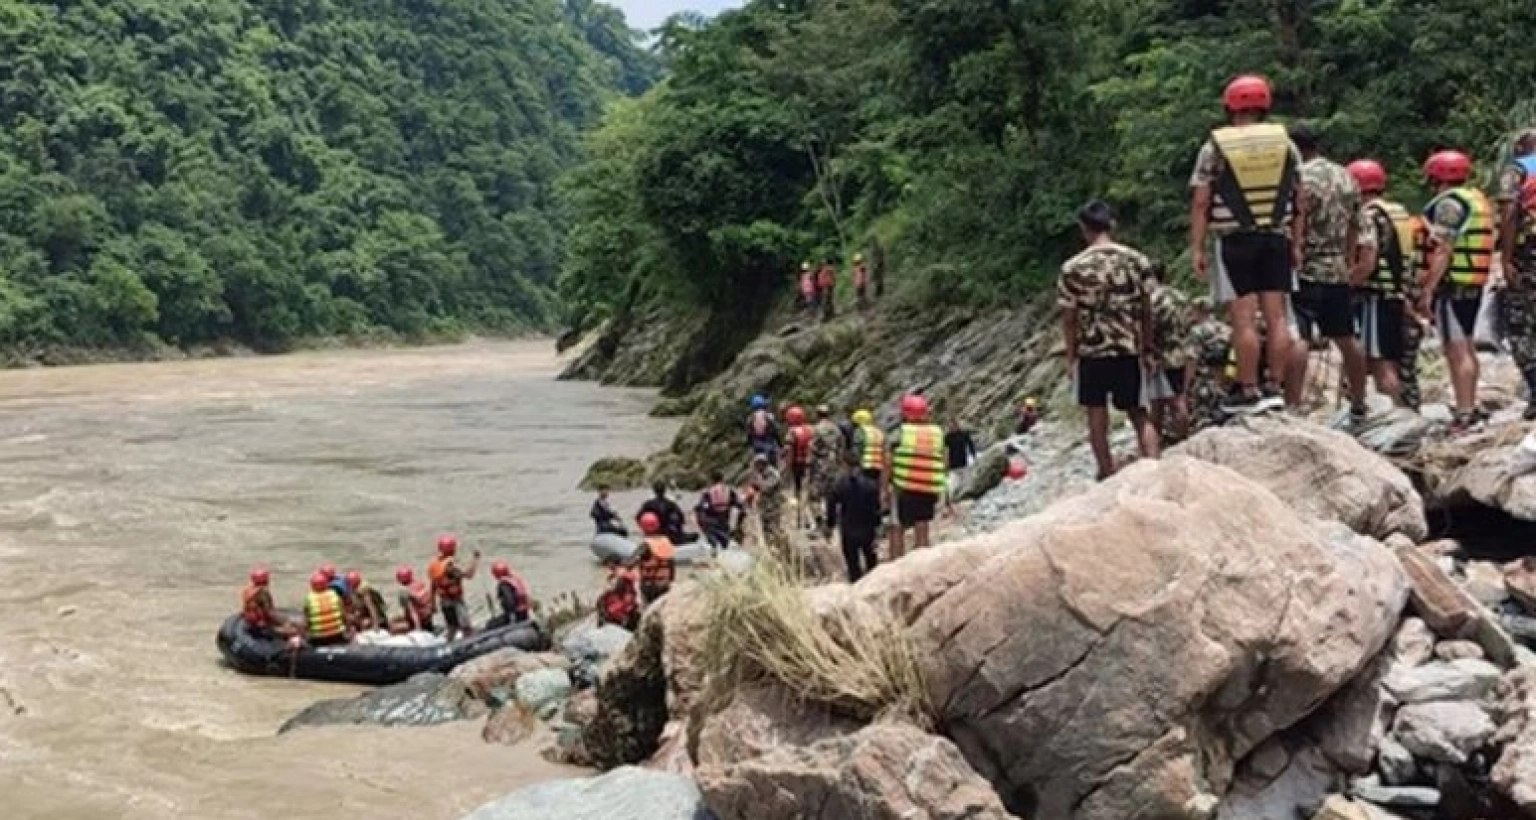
[0, 341, 676, 819]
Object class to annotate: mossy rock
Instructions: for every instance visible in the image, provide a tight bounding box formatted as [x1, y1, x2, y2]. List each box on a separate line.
[960, 445, 1010, 501]
[649, 393, 701, 418]
[579, 456, 648, 491]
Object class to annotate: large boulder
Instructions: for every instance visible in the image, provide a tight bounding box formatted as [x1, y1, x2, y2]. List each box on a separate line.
[560, 620, 633, 689]
[460, 766, 714, 820]
[582, 581, 710, 768]
[1175, 414, 1426, 541]
[905, 456, 1407, 819]
[450, 649, 569, 703]
[695, 721, 1018, 820]
[278, 673, 483, 732]
[1416, 423, 1536, 519]
[691, 682, 860, 769]
[1493, 667, 1536, 813]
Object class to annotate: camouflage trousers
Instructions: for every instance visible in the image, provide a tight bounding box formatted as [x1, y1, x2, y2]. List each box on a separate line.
[806, 461, 838, 525]
[759, 496, 787, 551]
[1399, 317, 1423, 411]
[1500, 286, 1536, 376]
[1189, 371, 1226, 433]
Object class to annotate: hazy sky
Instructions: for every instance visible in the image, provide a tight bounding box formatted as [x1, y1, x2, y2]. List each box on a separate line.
[612, 0, 741, 31]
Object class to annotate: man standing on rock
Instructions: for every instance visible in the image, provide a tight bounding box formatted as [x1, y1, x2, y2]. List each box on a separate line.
[1348, 158, 1413, 405]
[1285, 121, 1371, 424]
[1187, 297, 1233, 433]
[1418, 149, 1493, 434]
[1502, 177, 1536, 420]
[1499, 129, 1536, 277]
[1059, 200, 1160, 480]
[883, 393, 946, 558]
[748, 454, 787, 557]
[826, 450, 881, 582]
[807, 405, 844, 530]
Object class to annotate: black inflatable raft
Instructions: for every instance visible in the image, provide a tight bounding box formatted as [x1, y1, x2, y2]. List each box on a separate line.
[216, 615, 550, 685]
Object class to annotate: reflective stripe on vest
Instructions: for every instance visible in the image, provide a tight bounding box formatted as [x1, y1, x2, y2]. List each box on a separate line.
[306, 589, 346, 639]
[890, 423, 946, 495]
[1425, 187, 1494, 287]
[858, 425, 885, 470]
[1366, 200, 1413, 297]
[1208, 123, 1297, 232]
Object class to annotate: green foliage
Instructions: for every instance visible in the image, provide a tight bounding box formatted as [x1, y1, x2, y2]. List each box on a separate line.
[0, 0, 658, 354]
[560, 0, 1536, 331]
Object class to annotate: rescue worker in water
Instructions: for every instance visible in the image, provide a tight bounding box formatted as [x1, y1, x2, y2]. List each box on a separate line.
[485, 561, 532, 628]
[304, 571, 351, 647]
[393, 566, 436, 633]
[429, 535, 481, 640]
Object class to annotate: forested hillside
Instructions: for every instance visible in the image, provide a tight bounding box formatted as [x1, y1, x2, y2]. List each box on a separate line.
[0, 0, 656, 353]
[559, 0, 1536, 357]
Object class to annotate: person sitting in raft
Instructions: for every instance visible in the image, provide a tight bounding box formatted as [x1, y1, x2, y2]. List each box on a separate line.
[429, 535, 480, 641]
[304, 571, 351, 647]
[485, 561, 532, 629]
[597, 557, 641, 631]
[631, 511, 676, 604]
[241, 567, 295, 639]
[393, 566, 436, 634]
[344, 570, 388, 632]
[638, 482, 696, 545]
[590, 483, 628, 537]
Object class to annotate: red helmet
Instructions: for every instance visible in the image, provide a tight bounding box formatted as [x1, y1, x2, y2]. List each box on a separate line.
[1223, 75, 1272, 113]
[437, 535, 457, 556]
[309, 572, 329, 592]
[491, 560, 510, 579]
[249, 567, 270, 586]
[1346, 159, 1387, 193]
[900, 393, 929, 421]
[395, 566, 414, 585]
[344, 570, 361, 589]
[639, 511, 661, 535]
[785, 406, 806, 425]
[1424, 150, 1472, 184]
[318, 563, 337, 580]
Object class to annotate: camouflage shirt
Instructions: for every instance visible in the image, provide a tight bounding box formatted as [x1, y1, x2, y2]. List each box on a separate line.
[1498, 160, 1528, 204]
[1057, 241, 1153, 359]
[1189, 318, 1231, 369]
[1299, 157, 1367, 285]
[1189, 137, 1305, 237]
[809, 419, 844, 466]
[1150, 284, 1193, 368]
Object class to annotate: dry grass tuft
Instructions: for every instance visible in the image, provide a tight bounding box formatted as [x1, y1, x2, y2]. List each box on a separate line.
[699, 553, 929, 725]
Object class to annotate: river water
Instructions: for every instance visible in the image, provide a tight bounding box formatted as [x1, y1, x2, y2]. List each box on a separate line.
[0, 341, 676, 819]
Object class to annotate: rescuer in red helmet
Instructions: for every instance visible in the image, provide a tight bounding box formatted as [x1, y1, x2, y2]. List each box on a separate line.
[1419, 149, 1491, 434]
[881, 393, 948, 558]
[428, 534, 481, 640]
[632, 511, 676, 603]
[1187, 74, 1304, 417]
[1345, 159, 1413, 406]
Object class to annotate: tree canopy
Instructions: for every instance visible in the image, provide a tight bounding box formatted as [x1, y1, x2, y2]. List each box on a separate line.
[0, 0, 658, 353]
[559, 0, 1536, 335]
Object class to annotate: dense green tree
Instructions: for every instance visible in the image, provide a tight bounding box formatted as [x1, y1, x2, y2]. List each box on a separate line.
[0, 0, 658, 354]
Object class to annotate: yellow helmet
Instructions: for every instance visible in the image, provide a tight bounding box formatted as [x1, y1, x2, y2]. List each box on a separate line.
[1023, 397, 1038, 409]
[854, 253, 864, 263]
[852, 409, 873, 426]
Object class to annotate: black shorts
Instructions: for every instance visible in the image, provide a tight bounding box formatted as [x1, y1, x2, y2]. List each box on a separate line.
[1076, 355, 1143, 411]
[1355, 294, 1405, 361]
[1291, 281, 1356, 341]
[1218, 232, 1292, 297]
[441, 598, 470, 632]
[1162, 368, 1186, 396]
[791, 462, 808, 490]
[895, 489, 938, 527]
[1435, 294, 1481, 344]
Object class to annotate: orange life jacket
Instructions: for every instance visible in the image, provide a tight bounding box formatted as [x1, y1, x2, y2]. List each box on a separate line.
[638, 536, 676, 588]
[241, 584, 272, 628]
[428, 556, 463, 600]
[401, 580, 434, 624]
[816, 265, 834, 288]
[789, 424, 813, 464]
[854, 264, 868, 287]
[601, 567, 640, 624]
[800, 272, 816, 297]
[498, 574, 532, 618]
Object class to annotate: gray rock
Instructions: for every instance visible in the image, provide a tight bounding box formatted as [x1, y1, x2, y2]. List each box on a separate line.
[1393, 701, 1496, 764]
[1307, 655, 1391, 774]
[460, 766, 714, 820]
[1348, 779, 1440, 809]
[1433, 640, 1485, 662]
[1216, 742, 1335, 820]
[1381, 658, 1501, 703]
[1389, 619, 1435, 667]
[515, 668, 573, 719]
[1375, 737, 1417, 786]
[278, 673, 482, 732]
[561, 623, 633, 688]
[1461, 560, 1509, 607]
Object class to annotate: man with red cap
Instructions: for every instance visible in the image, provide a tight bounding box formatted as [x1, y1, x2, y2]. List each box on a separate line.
[1347, 158, 1414, 404]
[631, 511, 676, 603]
[485, 561, 532, 628]
[882, 393, 947, 558]
[393, 566, 436, 633]
[240, 567, 288, 639]
[428, 534, 480, 640]
[1418, 149, 1494, 434]
[1188, 74, 1305, 415]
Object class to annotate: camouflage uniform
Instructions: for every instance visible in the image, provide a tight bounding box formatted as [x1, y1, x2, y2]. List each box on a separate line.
[1502, 201, 1536, 408]
[1056, 242, 1153, 359]
[1299, 157, 1370, 287]
[806, 418, 844, 526]
[749, 463, 786, 555]
[1150, 284, 1193, 441]
[1187, 317, 1232, 432]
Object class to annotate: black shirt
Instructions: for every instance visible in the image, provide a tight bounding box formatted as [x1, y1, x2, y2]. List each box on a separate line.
[591, 498, 627, 535]
[944, 430, 976, 470]
[497, 580, 527, 622]
[639, 497, 688, 542]
[827, 471, 882, 542]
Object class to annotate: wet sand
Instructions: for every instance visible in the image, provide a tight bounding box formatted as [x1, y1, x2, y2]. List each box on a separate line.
[0, 341, 676, 819]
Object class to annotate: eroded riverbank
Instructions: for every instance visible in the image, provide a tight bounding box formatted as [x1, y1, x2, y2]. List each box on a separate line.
[0, 340, 676, 819]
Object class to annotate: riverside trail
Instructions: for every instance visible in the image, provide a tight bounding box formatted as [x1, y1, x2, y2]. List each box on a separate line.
[0, 340, 676, 819]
